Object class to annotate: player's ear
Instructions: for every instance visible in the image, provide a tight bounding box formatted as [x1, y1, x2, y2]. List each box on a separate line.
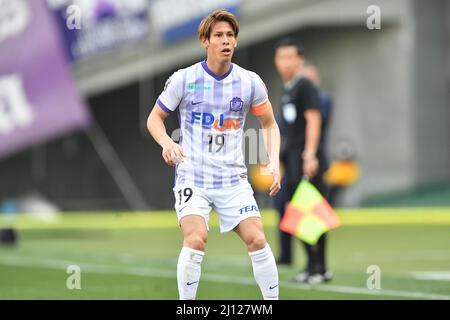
[201, 37, 209, 49]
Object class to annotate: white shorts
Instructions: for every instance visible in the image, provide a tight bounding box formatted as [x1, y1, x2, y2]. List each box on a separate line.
[173, 181, 261, 233]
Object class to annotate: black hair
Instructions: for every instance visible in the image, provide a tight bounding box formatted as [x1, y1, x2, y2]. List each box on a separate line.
[274, 37, 305, 56]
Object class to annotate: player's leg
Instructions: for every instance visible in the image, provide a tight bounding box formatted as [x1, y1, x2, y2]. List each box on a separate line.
[214, 182, 278, 299]
[285, 152, 313, 281]
[177, 215, 208, 300]
[180, 214, 208, 251]
[234, 217, 279, 300]
[275, 175, 293, 265]
[174, 185, 211, 300]
[308, 167, 332, 282]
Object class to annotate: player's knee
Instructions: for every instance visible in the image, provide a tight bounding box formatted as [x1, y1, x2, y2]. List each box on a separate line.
[247, 234, 267, 251]
[184, 233, 207, 251]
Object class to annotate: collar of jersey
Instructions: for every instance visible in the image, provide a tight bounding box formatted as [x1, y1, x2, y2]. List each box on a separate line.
[284, 73, 303, 90]
[201, 60, 233, 81]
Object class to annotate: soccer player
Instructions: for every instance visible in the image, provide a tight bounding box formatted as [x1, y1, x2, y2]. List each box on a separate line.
[147, 9, 281, 300]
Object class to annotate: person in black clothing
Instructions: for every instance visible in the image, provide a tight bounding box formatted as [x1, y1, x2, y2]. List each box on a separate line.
[274, 38, 332, 284]
[303, 62, 333, 159]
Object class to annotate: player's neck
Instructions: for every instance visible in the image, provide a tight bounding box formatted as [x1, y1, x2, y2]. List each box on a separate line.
[205, 58, 232, 77]
[283, 70, 302, 84]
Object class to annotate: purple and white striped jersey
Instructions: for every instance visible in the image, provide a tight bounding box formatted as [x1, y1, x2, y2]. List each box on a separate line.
[156, 61, 271, 188]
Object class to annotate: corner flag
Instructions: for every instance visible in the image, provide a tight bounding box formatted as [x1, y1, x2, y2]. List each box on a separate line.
[280, 179, 341, 245]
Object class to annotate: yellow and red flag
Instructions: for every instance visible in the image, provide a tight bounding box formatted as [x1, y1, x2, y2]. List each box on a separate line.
[280, 179, 341, 245]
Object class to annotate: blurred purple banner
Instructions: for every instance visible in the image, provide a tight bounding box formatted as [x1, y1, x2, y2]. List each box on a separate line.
[0, 0, 90, 160]
[48, 0, 149, 61]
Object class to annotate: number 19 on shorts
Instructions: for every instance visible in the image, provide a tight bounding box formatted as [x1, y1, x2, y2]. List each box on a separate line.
[178, 187, 193, 205]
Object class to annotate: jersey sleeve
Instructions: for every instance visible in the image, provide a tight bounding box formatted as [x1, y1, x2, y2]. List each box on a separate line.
[299, 79, 320, 112]
[156, 70, 184, 113]
[250, 73, 271, 116]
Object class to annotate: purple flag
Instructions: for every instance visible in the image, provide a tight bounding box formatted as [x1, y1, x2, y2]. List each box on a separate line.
[0, 0, 90, 160]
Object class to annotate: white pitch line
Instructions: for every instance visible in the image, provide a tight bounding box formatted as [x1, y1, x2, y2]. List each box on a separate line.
[0, 255, 449, 300]
[410, 271, 450, 281]
[351, 250, 450, 262]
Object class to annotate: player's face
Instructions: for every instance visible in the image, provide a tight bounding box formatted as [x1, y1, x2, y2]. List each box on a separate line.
[274, 46, 303, 81]
[202, 21, 237, 63]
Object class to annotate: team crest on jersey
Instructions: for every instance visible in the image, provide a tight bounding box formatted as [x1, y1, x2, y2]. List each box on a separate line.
[229, 97, 244, 112]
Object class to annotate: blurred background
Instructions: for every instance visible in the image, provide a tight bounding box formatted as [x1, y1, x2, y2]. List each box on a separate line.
[0, 0, 449, 300]
[1, 0, 449, 211]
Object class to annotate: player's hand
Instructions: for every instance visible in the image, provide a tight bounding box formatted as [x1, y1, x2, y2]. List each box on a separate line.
[265, 162, 281, 197]
[303, 156, 319, 179]
[162, 141, 186, 166]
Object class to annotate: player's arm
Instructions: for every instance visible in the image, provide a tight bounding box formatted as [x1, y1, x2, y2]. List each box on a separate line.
[255, 101, 281, 197]
[303, 109, 321, 161]
[147, 104, 185, 166]
[303, 109, 321, 178]
[302, 79, 322, 178]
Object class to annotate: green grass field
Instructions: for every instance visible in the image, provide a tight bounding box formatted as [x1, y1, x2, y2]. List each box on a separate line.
[1, 209, 450, 300]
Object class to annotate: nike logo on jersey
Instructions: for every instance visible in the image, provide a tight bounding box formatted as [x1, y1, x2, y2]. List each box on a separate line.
[269, 284, 279, 290]
[187, 281, 199, 286]
[191, 101, 204, 105]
